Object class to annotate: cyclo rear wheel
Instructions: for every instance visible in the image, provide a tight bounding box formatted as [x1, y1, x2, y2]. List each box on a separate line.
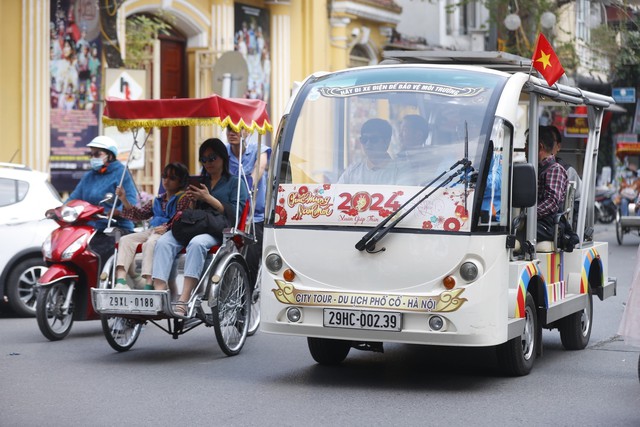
[212, 259, 250, 356]
[99, 255, 143, 352]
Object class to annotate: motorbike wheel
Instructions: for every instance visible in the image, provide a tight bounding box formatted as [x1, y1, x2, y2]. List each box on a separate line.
[247, 266, 261, 336]
[598, 205, 616, 224]
[100, 315, 143, 352]
[212, 259, 250, 356]
[36, 281, 74, 341]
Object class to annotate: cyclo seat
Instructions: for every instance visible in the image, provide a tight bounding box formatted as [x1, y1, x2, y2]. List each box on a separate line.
[119, 198, 253, 255]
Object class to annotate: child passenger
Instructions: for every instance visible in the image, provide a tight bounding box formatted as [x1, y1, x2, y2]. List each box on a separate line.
[114, 162, 192, 290]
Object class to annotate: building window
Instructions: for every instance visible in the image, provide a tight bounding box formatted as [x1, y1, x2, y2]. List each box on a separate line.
[460, 1, 478, 35]
[447, 0, 479, 36]
[576, 0, 590, 42]
[349, 44, 371, 68]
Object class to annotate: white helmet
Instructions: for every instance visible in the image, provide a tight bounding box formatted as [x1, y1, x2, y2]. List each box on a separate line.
[87, 135, 118, 157]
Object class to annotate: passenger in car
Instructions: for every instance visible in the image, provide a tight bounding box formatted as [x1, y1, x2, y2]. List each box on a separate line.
[338, 118, 397, 185]
[113, 162, 192, 290]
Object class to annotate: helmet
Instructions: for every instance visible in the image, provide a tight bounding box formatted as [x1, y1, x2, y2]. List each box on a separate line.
[87, 136, 118, 157]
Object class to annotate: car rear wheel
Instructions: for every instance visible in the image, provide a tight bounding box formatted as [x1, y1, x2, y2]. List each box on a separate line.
[7, 257, 47, 317]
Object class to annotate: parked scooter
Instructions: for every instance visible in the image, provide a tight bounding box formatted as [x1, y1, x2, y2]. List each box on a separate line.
[594, 187, 617, 224]
[36, 196, 119, 340]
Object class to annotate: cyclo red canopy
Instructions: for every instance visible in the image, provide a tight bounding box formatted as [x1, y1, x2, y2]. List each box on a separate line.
[102, 94, 272, 134]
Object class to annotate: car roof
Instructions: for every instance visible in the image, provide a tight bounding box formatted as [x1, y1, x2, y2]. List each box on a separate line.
[0, 163, 50, 182]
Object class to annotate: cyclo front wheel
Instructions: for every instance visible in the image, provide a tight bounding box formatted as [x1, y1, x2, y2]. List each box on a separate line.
[212, 259, 250, 356]
[99, 255, 143, 352]
[101, 315, 143, 352]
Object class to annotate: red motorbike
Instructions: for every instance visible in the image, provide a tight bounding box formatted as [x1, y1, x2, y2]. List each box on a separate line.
[36, 197, 117, 340]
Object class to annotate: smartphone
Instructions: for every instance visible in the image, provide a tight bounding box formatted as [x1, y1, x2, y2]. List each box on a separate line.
[188, 176, 204, 188]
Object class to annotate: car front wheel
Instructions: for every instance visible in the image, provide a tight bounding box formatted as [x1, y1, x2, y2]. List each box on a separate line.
[7, 257, 47, 317]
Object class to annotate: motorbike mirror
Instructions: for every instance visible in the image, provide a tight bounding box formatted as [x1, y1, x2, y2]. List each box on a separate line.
[100, 193, 114, 205]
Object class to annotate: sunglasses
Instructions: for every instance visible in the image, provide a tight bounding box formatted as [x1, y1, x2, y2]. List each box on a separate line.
[360, 134, 384, 145]
[200, 154, 218, 163]
[162, 174, 179, 181]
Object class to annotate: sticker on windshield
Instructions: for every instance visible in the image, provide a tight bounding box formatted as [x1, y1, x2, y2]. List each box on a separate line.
[274, 184, 472, 232]
[318, 82, 484, 98]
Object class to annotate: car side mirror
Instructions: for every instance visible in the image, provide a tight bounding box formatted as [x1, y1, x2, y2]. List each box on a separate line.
[512, 163, 536, 208]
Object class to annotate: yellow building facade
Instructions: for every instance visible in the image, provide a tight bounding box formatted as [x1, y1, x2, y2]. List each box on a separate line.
[1, 0, 401, 191]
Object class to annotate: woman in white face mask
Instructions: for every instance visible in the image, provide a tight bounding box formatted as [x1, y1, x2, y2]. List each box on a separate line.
[66, 135, 138, 265]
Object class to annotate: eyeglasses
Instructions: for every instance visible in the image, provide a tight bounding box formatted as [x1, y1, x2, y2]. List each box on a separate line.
[162, 174, 179, 181]
[200, 154, 218, 163]
[360, 134, 383, 145]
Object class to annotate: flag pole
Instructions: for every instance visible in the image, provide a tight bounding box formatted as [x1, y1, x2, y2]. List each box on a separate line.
[528, 33, 539, 81]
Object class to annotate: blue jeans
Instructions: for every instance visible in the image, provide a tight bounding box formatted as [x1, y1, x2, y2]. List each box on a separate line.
[152, 231, 219, 282]
[620, 198, 639, 216]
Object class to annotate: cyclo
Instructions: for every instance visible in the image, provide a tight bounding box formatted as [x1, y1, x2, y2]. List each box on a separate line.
[261, 51, 617, 375]
[613, 141, 640, 245]
[91, 95, 271, 355]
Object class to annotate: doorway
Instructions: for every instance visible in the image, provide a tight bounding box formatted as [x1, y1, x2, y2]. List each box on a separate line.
[159, 30, 188, 167]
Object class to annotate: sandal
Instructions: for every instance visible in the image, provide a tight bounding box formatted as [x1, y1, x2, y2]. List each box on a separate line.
[172, 301, 188, 317]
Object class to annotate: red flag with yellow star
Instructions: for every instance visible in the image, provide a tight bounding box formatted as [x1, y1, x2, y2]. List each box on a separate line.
[532, 33, 565, 86]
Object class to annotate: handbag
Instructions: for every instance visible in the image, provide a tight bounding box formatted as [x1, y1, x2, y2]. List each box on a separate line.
[621, 187, 638, 201]
[171, 209, 229, 246]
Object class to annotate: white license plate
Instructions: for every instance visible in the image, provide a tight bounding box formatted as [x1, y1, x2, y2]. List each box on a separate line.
[96, 292, 162, 314]
[323, 309, 402, 331]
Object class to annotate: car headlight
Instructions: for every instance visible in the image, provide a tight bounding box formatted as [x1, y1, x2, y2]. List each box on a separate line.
[42, 234, 52, 259]
[265, 253, 283, 273]
[61, 235, 87, 260]
[459, 261, 479, 282]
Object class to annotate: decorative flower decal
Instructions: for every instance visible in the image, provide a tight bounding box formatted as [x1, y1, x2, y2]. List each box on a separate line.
[443, 217, 461, 231]
[455, 204, 469, 221]
[274, 206, 287, 226]
[298, 186, 309, 195]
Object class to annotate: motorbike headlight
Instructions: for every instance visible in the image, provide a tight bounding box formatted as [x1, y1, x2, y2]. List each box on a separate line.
[61, 235, 87, 260]
[42, 234, 52, 259]
[61, 205, 83, 223]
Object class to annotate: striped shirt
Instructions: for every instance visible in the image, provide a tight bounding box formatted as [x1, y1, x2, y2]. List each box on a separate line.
[537, 155, 568, 218]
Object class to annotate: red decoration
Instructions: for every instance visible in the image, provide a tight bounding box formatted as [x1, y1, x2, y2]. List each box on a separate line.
[103, 94, 271, 133]
[532, 33, 565, 87]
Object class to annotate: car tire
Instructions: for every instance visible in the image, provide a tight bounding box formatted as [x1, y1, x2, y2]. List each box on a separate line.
[6, 257, 47, 317]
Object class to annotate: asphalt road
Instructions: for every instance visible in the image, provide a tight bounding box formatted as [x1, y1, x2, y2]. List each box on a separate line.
[1, 223, 639, 426]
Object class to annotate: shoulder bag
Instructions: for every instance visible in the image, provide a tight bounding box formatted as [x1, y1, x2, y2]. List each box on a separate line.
[171, 208, 229, 246]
